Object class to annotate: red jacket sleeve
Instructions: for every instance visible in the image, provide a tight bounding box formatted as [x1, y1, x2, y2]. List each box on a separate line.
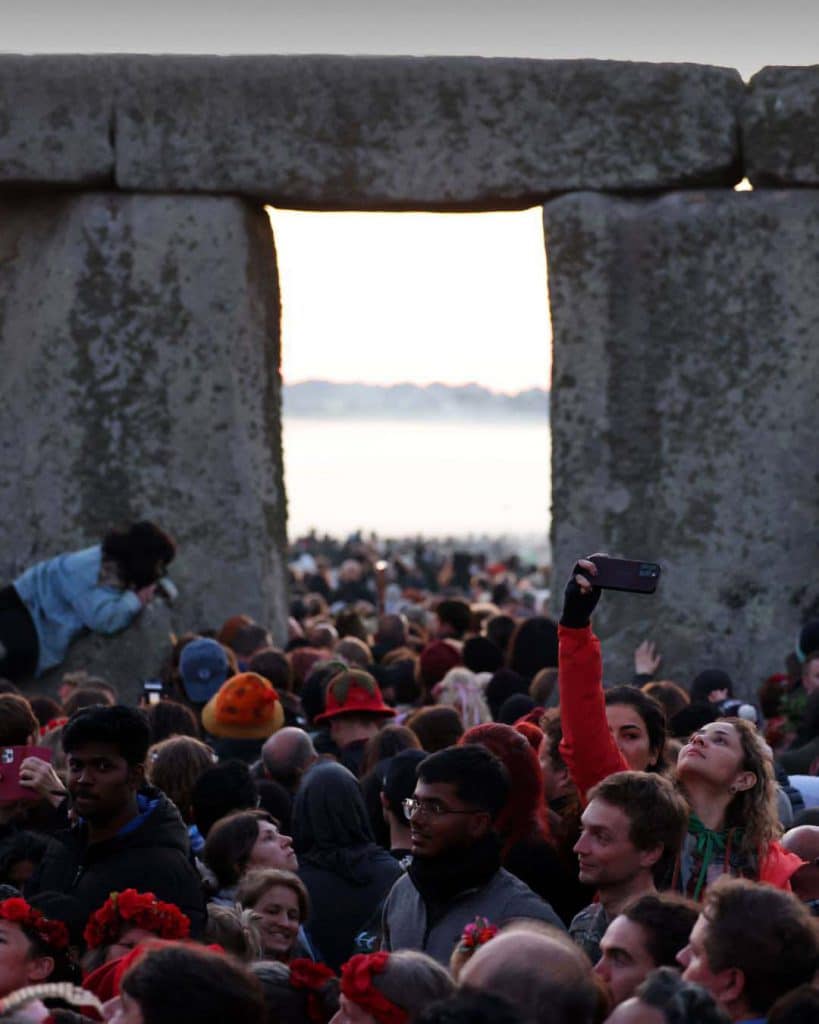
[558, 624, 629, 804]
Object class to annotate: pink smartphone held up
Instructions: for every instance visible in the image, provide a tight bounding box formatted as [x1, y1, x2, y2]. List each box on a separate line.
[0, 745, 53, 802]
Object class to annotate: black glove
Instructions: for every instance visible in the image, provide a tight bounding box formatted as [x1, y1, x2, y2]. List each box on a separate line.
[560, 561, 601, 629]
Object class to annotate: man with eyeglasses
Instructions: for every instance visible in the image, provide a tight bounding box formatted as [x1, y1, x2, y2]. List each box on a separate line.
[381, 744, 564, 965]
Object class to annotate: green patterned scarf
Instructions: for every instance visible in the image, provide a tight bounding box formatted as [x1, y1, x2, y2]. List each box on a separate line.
[688, 813, 745, 900]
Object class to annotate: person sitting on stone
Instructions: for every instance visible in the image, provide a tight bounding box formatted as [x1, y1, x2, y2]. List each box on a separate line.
[676, 876, 819, 1023]
[569, 771, 689, 964]
[381, 745, 564, 965]
[0, 520, 175, 682]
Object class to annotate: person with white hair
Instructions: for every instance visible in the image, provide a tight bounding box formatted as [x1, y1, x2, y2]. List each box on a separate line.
[433, 667, 491, 728]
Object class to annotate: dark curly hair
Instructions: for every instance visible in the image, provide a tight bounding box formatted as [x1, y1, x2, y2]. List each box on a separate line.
[102, 520, 176, 589]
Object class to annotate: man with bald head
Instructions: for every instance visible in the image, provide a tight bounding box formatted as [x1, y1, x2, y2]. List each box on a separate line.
[260, 726, 318, 795]
[460, 922, 601, 1024]
[782, 824, 819, 909]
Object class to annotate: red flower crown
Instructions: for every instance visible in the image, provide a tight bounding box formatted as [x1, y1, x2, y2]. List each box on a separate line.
[83, 890, 190, 949]
[289, 959, 337, 1024]
[457, 916, 498, 952]
[340, 953, 408, 1024]
[0, 897, 69, 951]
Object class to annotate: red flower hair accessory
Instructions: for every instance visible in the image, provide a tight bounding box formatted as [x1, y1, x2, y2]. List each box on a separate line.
[340, 953, 408, 1024]
[83, 890, 190, 949]
[457, 916, 498, 952]
[0, 897, 69, 951]
[289, 959, 337, 1024]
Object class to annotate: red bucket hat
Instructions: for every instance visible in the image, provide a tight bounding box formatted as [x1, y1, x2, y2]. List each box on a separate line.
[314, 669, 396, 723]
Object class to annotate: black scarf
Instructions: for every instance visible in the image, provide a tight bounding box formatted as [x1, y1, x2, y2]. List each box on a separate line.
[408, 832, 502, 914]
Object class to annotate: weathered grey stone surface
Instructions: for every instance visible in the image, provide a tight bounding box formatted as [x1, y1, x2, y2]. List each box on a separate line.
[743, 66, 819, 186]
[544, 190, 819, 691]
[112, 56, 743, 204]
[0, 192, 289, 651]
[33, 600, 175, 705]
[0, 55, 114, 185]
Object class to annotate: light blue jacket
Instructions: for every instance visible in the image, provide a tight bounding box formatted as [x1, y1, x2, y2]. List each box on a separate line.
[14, 544, 141, 675]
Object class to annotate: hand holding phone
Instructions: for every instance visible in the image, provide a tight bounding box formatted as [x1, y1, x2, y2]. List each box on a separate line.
[561, 554, 662, 630]
[560, 557, 603, 629]
[0, 746, 54, 803]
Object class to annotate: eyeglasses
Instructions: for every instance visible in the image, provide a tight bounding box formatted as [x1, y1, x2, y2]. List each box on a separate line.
[402, 797, 482, 819]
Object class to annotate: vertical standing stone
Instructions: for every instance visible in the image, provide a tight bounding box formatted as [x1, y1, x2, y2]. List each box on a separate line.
[544, 190, 819, 690]
[0, 193, 289, 651]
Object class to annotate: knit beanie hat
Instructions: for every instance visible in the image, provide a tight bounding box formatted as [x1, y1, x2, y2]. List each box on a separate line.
[201, 673, 284, 739]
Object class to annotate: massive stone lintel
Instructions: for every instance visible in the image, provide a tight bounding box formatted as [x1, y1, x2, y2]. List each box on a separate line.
[0, 55, 743, 201]
[0, 192, 289, 651]
[544, 190, 819, 691]
[743, 66, 819, 186]
[0, 55, 115, 186]
[113, 56, 743, 204]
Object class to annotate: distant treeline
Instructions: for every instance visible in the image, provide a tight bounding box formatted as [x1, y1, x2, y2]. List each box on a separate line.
[283, 380, 550, 420]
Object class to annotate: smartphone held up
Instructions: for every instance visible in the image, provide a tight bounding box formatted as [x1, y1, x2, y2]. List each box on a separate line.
[588, 556, 661, 594]
[0, 746, 53, 802]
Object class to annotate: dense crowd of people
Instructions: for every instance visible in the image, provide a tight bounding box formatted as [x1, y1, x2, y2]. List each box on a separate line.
[0, 522, 817, 1024]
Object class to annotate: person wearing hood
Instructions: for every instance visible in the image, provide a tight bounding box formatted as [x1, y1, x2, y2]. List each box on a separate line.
[25, 704, 206, 936]
[292, 761, 402, 970]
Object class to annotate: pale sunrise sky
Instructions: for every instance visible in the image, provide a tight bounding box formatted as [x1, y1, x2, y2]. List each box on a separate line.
[7, 0, 813, 393]
[268, 207, 552, 393]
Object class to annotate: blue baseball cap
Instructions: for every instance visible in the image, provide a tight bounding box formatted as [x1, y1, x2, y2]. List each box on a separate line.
[179, 638, 230, 704]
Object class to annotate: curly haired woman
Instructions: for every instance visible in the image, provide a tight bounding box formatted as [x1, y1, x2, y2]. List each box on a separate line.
[558, 557, 803, 896]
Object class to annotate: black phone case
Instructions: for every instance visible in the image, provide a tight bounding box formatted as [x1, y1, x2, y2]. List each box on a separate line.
[588, 556, 661, 594]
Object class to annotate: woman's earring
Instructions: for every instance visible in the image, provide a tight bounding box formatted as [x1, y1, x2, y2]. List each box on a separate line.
[729, 785, 737, 794]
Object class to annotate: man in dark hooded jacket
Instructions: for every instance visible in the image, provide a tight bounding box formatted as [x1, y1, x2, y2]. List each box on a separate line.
[26, 704, 206, 935]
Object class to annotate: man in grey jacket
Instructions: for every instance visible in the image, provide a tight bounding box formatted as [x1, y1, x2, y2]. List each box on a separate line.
[381, 744, 564, 965]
